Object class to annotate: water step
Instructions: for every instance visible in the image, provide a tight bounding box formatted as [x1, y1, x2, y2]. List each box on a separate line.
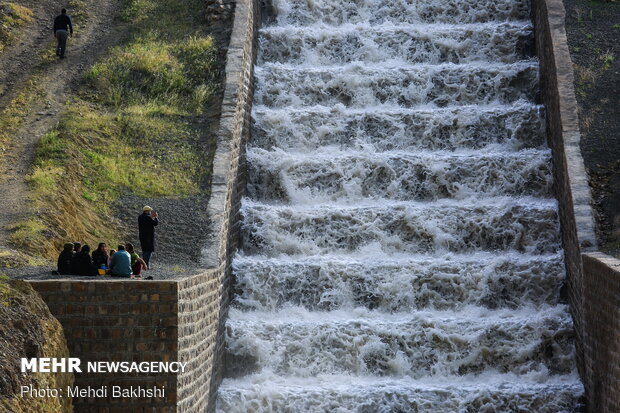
[224, 307, 575, 379]
[246, 148, 553, 202]
[251, 102, 546, 152]
[232, 252, 566, 311]
[266, 0, 531, 27]
[254, 62, 539, 108]
[240, 198, 561, 256]
[218, 373, 583, 412]
[259, 22, 533, 66]
[218, 374, 582, 412]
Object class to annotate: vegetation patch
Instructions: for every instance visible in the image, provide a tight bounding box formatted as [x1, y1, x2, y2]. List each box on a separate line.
[14, 0, 221, 258]
[0, 2, 33, 52]
[565, 0, 620, 254]
[0, 78, 43, 170]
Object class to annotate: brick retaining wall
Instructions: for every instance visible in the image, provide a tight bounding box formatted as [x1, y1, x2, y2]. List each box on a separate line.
[534, 0, 619, 411]
[29, 280, 179, 412]
[184, 0, 261, 410]
[580, 253, 620, 412]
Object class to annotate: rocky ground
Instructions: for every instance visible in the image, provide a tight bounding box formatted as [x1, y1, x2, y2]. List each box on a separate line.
[564, 0, 620, 256]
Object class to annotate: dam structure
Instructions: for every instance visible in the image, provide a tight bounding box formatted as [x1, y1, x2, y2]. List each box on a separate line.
[217, 0, 584, 410]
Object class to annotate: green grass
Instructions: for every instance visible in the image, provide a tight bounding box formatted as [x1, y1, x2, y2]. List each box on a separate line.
[600, 50, 614, 70]
[67, 0, 88, 22]
[0, 2, 33, 52]
[85, 34, 218, 113]
[0, 78, 42, 166]
[15, 0, 221, 258]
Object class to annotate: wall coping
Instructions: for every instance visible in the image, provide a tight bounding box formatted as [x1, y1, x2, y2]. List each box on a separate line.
[542, 0, 598, 251]
[201, 0, 253, 269]
[582, 251, 620, 271]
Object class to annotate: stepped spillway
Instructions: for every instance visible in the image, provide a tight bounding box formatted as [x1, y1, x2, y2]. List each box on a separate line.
[217, 0, 584, 411]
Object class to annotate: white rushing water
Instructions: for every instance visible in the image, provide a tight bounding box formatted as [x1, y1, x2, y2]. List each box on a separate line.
[217, 0, 584, 410]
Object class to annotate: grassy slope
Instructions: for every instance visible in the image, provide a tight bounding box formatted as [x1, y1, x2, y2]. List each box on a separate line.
[10, 0, 220, 258]
[0, 2, 34, 155]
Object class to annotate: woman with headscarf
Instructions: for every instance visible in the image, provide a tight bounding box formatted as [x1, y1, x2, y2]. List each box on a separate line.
[72, 244, 96, 276]
[56, 243, 74, 275]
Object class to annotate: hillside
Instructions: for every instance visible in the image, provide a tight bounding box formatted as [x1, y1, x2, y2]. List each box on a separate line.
[0, 0, 233, 275]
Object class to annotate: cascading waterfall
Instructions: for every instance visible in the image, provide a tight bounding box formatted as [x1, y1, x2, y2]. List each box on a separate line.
[217, 0, 584, 410]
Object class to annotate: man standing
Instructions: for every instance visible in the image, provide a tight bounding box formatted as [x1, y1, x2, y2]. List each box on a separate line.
[53, 8, 73, 59]
[138, 206, 158, 266]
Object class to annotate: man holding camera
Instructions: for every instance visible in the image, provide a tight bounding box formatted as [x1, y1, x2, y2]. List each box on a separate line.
[138, 206, 159, 267]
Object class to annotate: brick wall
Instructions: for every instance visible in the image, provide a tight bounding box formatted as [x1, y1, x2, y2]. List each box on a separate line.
[581, 253, 620, 413]
[29, 280, 179, 412]
[534, 1, 620, 412]
[178, 0, 261, 411]
[176, 269, 221, 412]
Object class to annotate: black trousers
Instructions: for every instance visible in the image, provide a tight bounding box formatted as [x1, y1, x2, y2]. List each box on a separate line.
[56, 30, 68, 57]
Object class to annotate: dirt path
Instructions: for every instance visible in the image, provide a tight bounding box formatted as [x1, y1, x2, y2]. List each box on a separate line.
[0, 0, 124, 249]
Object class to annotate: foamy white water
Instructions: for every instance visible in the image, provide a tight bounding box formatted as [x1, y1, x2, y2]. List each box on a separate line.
[217, 0, 583, 410]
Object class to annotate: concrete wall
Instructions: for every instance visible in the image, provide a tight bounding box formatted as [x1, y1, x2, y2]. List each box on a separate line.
[534, 0, 620, 411]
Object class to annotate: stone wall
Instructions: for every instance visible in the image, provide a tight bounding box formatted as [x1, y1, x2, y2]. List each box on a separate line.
[533, 0, 619, 411]
[29, 279, 179, 412]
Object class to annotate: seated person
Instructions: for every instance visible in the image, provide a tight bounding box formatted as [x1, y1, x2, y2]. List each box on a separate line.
[107, 249, 116, 268]
[92, 242, 109, 269]
[109, 244, 132, 277]
[72, 244, 96, 276]
[125, 243, 148, 276]
[56, 243, 74, 275]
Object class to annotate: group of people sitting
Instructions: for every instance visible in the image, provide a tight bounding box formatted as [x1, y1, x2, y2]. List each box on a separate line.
[55, 241, 150, 278]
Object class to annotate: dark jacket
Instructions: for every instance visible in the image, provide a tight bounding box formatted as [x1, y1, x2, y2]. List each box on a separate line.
[71, 251, 96, 276]
[53, 14, 73, 34]
[138, 213, 158, 252]
[57, 250, 73, 275]
[92, 249, 109, 268]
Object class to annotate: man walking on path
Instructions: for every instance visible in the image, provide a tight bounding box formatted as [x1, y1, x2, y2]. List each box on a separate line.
[138, 206, 158, 267]
[53, 8, 73, 58]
